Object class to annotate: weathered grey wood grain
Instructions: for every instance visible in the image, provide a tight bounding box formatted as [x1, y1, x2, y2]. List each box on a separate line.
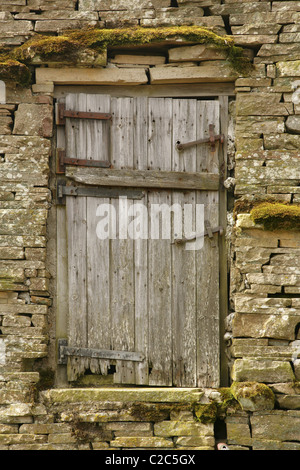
[171, 99, 197, 387]
[110, 97, 135, 383]
[65, 166, 219, 190]
[196, 101, 220, 388]
[133, 97, 149, 385]
[66, 195, 88, 381]
[61, 93, 222, 387]
[66, 93, 90, 381]
[148, 98, 173, 386]
[86, 95, 112, 376]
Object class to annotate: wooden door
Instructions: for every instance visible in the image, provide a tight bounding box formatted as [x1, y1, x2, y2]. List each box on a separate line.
[57, 93, 223, 387]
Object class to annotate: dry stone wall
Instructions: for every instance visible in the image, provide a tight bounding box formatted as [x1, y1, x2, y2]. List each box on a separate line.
[0, 0, 300, 451]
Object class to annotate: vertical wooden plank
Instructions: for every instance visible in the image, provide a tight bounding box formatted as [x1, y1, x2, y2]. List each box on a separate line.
[133, 97, 149, 385]
[66, 195, 88, 381]
[86, 94, 112, 376]
[196, 100, 220, 388]
[148, 98, 173, 386]
[86, 94, 111, 162]
[218, 95, 229, 387]
[110, 97, 135, 384]
[171, 99, 197, 387]
[65, 93, 89, 381]
[56, 106, 69, 387]
[111, 97, 134, 170]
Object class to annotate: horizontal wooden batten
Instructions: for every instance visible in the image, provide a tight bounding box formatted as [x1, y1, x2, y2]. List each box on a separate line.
[65, 166, 220, 191]
[58, 340, 145, 364]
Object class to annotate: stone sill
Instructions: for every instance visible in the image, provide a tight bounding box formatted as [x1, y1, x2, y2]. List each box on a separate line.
[41, 387, 204, 405]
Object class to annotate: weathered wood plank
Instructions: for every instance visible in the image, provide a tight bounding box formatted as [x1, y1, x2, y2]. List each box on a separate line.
[86, 94, 112, 376]
[56, 117, 69, 387]
[66, 195, 88, 381]
[133, 97, 149, 385]
[218, 95, 229, 386]
[110, 97, 135, 384]
[171, 99, 197, 387]
[148, 98, 173, 386]
[66, 93, 89, 381]
[111, 97, 134, 169]
[196, 101, 220, 388]
[65, 166, 219, 190]
[54, 83, 236, 99]
[86, 94, 110, 162]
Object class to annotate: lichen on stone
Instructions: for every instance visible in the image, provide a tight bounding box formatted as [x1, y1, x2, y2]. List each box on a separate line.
[250, 202, 300, 231]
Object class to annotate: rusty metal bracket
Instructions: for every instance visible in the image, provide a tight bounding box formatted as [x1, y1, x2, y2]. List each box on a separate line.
[56, 149, 111, 174]
[56, 103, 112, 126]
[173, 223, 224, 246]
[176, 124, 224, 152]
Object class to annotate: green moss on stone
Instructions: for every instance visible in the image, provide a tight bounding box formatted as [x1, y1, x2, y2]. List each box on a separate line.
[0, 56, 31, 87]
[250, 202, 300, 230]
[130, 402, 180, 422]
[227, 45, 253, 75]
[193, 402, 218, 424]
[10, 26, 250, 73]
[14, 35, 82, 62]
[233, 196, 290, 221]
[230, 381, 275, 411]
[192, 388, 240, 424]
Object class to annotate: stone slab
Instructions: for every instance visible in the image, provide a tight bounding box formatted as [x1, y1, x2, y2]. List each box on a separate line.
[36, 68, 148, 85]
[150, 65, 238, 84]
[168, 44, 227, 62]
[42, 388, 204, 404]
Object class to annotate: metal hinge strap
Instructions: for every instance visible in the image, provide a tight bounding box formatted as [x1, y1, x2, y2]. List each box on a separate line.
[56, 103, 112, 125]
[58, 339, 145, 364]
[56, 149, 111, 174]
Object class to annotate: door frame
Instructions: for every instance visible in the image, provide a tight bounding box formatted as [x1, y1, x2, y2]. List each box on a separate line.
[53, 85, 230, 388]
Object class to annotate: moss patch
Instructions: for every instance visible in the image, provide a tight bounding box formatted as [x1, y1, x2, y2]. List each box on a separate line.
[8, 26, 250, 75]
[231, 381, 275, 411]
[193, 402, 218, 424]
[250, 202, 300, 231]
[0, 56, 31, 87]
[193, 388, 241, 424]
[233, 195, 291, 221]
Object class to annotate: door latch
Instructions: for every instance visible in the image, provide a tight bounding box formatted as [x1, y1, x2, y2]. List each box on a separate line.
[173, 221, 224, 247]
[176, 124, 224, 152]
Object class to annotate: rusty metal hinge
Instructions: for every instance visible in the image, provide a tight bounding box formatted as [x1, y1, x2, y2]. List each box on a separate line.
[57, 339, 145, 364]
[176, 124, 224, 152]
[56, 149, 111, 174]
[56, 103, 112, 126]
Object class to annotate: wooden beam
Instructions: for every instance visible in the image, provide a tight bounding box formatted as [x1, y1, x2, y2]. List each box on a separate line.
[54, 83, 235, 98]
[65, 166, 220, 191]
